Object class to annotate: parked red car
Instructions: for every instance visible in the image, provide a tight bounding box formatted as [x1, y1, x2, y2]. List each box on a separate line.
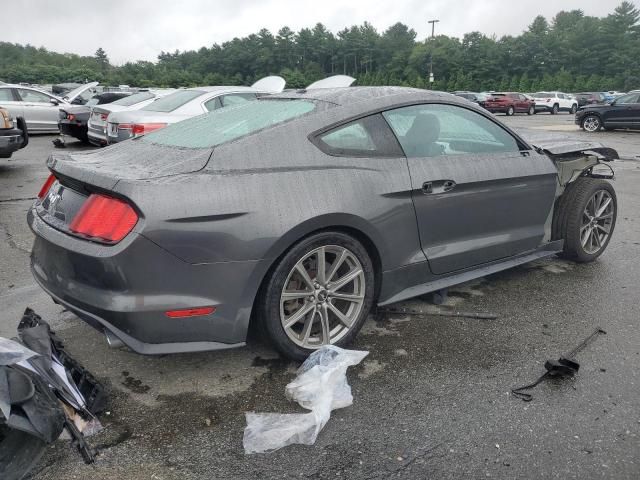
[482, 92, 536, 116]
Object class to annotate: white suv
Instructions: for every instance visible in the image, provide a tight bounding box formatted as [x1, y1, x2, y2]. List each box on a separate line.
[532, 92, 578, 114]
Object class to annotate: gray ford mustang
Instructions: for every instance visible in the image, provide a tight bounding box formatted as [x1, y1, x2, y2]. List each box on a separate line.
[28, 87, 618, 360]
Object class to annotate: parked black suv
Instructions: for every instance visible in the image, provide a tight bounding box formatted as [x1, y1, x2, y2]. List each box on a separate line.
[575, 92, 640, 132]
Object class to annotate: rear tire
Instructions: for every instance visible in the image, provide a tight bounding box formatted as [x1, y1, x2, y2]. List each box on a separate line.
[258, 231, 375, 360]
[552, 178, 617, 262]
[551, 104, 559, 115]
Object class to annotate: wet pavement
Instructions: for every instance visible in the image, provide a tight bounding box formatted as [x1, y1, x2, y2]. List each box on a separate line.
[1, 117, 639, 479]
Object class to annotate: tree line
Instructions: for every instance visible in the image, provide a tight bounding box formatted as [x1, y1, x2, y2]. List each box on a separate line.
[1, 2, 638, 93]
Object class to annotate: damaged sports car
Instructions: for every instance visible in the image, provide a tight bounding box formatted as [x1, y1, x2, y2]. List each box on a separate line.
[28, 87, 618, 360]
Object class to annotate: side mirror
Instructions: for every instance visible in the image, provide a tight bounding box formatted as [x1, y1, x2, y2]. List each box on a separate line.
[50, 98, 60, 106]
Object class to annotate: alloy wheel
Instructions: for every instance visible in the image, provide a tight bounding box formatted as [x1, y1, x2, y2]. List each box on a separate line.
[582, 116, 601, 132]
[279, 245, 366, 348]
[580, 190, 614, 254]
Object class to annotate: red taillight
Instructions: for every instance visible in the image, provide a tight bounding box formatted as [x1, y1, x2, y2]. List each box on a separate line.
[165, 307, 216, 318]
[131, 123, 167, 136]
[38, 174, 56, 199]
[69, 194, 138, 243]
[101, 113, 108, 121]
[546, 99, 551, 102]
[68, 113, 76, 121]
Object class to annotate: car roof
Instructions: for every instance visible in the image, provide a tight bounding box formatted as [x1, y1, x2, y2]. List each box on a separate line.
[269, 86, 455, 107]
[185, 85, 264, 94]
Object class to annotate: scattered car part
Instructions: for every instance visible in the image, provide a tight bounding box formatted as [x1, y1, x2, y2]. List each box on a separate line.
[511, 327, 606, 401]
[243, 345, 368, 453]
[0, 309, 107, 479]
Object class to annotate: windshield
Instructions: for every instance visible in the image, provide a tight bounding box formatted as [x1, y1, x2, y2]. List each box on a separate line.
[142, 90, 203, 113]
[112, 91, 155, 106]
[143, 99, 316, 148]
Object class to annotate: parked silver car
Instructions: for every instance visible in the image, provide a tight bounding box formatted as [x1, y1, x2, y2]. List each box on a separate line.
[0, 83, 98, 133]
[105, 76, 285, 143]
[87, 90, 176, 146]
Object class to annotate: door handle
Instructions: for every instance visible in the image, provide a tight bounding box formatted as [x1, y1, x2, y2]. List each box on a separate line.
[442, 180, 456, 192]
[422, 180, 456, 195]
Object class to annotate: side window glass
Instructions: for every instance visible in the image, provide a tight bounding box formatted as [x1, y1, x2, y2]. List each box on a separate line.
[204, 97, 222, 111]
[383, 104, 521, 158]
[0, 89, 14, 101]
[221, 93, 256, 107]
[315, 114, 403, 157]
[321, 122, 376, 151]
[18, 89, 52, 103]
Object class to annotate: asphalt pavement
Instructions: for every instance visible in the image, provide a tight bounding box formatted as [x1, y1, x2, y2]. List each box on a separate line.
[1, 114, 638, 479]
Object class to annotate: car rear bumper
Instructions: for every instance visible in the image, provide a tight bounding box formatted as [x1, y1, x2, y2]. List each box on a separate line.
[87, 127, 107, 146]
[0, 131, 24, 155]
[28, 206, 260, 354]
[58, 120, 86, 140]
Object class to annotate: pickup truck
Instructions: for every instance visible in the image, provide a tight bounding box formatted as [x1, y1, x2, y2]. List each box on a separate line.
[0, 106, 28, 158]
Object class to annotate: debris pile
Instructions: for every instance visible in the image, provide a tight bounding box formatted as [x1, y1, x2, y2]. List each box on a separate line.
[243, 345, 368, 453]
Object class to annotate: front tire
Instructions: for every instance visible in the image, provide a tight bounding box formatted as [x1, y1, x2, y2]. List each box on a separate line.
[581, 115, 602, 132]
[259, 232, 375, 360]
[570, 104, 578, 114]
[506, 106, 515, 116]
[553, 178, 617, 262]
[528, 105, 535, 115]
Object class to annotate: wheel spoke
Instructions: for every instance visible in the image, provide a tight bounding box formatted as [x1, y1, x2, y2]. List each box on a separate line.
[315, 247, 327, 284]
[281, 290, 313, 300]
[319, 304, 330, 345]
[283, 302, 315, 329]
[595, 196, 612, 218]
[326, 249, 347, 283]
[299, 312, 315, 345]
[596, 212, 613, 220]
[595, 223, 610, 234]
[330, 291, 364, 303]
[295, 264, 315, 290]
[330, 268, 363, 292]
[328, 302, 354, 328]
[581, 227, 592, 247]
[593, 230, 602, 249]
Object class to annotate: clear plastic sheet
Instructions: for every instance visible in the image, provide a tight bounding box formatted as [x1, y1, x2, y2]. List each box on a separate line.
[0, 337, 38, 366]
[243, 345, 368, 454]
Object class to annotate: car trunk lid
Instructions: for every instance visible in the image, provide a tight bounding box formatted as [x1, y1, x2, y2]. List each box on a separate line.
[47, 139, 213, 190]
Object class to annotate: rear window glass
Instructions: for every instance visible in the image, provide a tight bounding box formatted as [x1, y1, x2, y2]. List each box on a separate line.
[143, 99, 315, 148]
[113, 91, 154, 106]
[142, 90, 203, 113]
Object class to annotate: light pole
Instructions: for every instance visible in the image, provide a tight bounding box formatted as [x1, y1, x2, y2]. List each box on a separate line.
[427, 19, 439, 88]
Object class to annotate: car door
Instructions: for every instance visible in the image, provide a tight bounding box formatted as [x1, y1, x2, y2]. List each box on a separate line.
[517, 94, 529, 112]
[382, 103, 558, 275]
[16, 88, 61, 131]
[603, 93, 640, 128]
[0, 87, 24, 121]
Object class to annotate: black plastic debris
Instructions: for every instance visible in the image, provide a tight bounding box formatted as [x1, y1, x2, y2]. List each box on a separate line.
[511, 327, 606, 401]
[1, 308, 107, 480]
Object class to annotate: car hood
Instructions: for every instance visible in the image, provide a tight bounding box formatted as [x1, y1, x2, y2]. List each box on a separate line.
[107, 109, 193, 125]
[62, 82, 99, 103]
[47, 138, 213, 190]
[516, 128, 619, 161]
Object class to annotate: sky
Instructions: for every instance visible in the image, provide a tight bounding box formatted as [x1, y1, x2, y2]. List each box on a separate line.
[4, 0, 631, 64]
